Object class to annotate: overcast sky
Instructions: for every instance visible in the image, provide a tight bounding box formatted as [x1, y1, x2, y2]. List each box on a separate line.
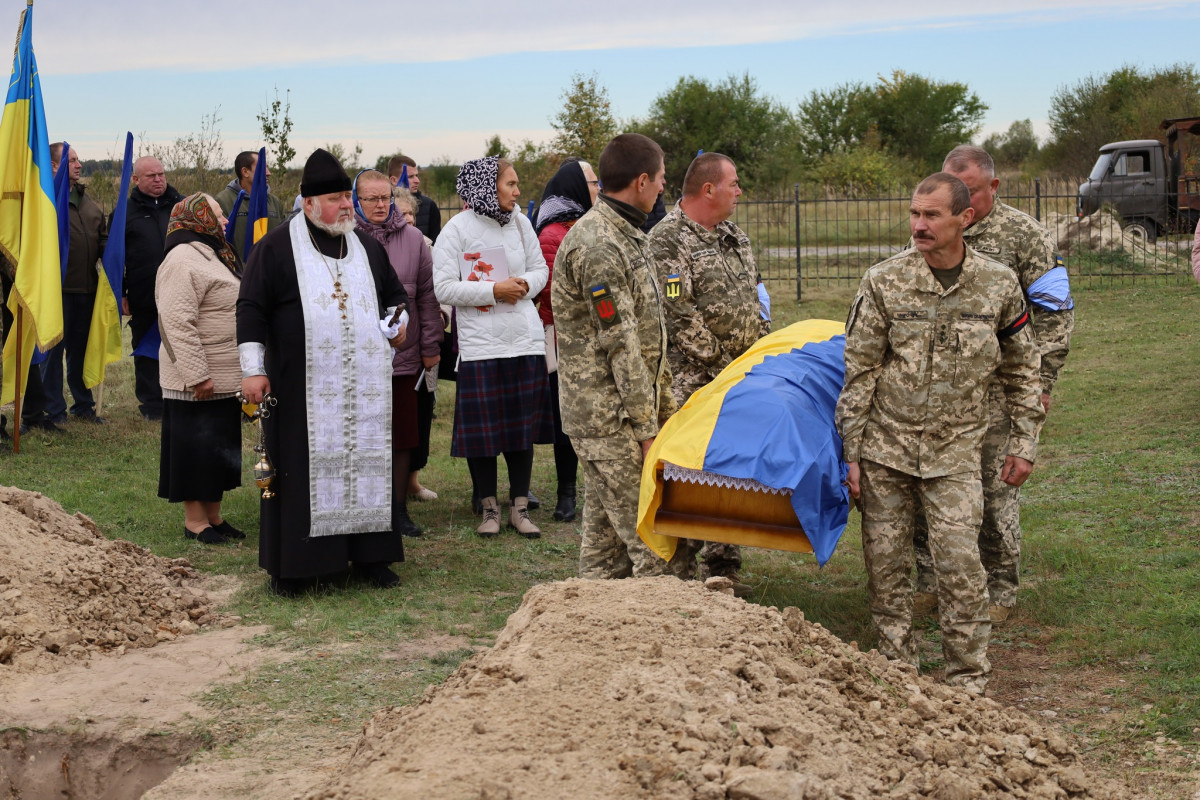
[17, 0, 1200, 169]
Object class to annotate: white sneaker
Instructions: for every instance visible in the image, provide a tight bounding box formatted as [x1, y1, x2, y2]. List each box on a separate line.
[409, 487, 438, 502]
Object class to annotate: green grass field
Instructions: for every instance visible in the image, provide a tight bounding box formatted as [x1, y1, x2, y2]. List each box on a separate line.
[4, 281, 1199, 779]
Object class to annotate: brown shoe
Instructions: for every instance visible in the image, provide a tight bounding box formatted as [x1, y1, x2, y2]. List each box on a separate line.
[477, 496, 501, 538]
[508, 497, 541, 539]
[989, 604, 1012, 624]
[912, 591, 938, 617]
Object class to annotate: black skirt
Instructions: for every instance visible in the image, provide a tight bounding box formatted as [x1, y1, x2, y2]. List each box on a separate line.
[158, 397, 243, 503]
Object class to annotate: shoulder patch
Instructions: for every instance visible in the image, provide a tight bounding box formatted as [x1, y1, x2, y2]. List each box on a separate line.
[665, 274, 682, 300]
[591, 284, 621, 327]
[997, 307, 1030, 339]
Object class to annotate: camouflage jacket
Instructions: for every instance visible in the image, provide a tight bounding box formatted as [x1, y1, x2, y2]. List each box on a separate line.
[964, 201, 1073, 396]
[552, 199, 676, 460]
[648, 205, 767, 404]
[836, 246, 1045, 478]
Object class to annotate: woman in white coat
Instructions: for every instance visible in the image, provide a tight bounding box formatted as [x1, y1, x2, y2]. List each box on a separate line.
[433, 156, 553, 538]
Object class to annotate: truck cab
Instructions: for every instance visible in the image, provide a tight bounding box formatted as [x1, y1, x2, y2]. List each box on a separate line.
[1077, 117, 1200, 242]
[1077, 140, 1167, 241]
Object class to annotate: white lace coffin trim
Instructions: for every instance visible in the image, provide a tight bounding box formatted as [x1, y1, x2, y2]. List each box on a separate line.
[662, 462, 792, 497]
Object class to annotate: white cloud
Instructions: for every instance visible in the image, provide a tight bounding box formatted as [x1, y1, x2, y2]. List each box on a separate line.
[29, 0, 1188, 75]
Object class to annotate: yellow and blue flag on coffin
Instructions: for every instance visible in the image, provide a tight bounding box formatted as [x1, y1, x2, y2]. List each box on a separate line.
[83, 132, 133, 388]
[241, 146, 268, 261]
[637, 319, 850, 566]
[0, 4, 63, 406]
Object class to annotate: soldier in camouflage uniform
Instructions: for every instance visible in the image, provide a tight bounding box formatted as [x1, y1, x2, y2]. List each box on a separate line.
[553, 133, 693, 580]
[912, 146, 1073, 621]
[836, 173, 1044, 693]
[647, 153, 770, 587]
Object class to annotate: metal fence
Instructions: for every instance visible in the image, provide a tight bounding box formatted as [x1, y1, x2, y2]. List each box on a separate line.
[436, 178, 1197, 301]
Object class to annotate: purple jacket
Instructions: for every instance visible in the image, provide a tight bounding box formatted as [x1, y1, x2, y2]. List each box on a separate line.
[356, 211, 443, 376]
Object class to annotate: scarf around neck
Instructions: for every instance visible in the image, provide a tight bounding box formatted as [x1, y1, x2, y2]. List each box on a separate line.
[534, 160, 592, 235]
[165, 193, 243, 277]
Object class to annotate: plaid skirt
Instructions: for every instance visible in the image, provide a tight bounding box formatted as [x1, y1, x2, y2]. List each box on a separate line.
[451, 355, 554, 458]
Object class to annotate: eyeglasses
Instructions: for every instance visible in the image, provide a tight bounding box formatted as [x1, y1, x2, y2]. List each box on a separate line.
[359, 195, 392, 205]
[586, 180, 600, 187]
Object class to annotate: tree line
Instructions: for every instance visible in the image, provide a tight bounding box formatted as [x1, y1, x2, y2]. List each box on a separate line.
[88, 63, 1200, 209]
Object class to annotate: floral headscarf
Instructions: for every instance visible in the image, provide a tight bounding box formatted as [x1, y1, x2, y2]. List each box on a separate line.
[456, 156, 512, 226]
[533, 160, 592, 236]
[165, 193, 242, 277]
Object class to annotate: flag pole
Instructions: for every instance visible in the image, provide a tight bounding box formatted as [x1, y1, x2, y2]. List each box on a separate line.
[12, 307, 23, 454]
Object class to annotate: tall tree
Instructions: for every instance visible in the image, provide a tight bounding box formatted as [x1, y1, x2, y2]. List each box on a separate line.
[1041, 63, 1200, 175]
[635, 73, 794, 191]
[483, 135, 509, 159]
[257, 87, 296, 174]
[796, 71, 986, 172]
[982, 119, 1039, 169]
[550, 73, 617, 166]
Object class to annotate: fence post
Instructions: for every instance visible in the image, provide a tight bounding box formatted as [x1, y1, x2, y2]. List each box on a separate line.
[794, 183, 802, 302]
[1034, 178, 1041, 222]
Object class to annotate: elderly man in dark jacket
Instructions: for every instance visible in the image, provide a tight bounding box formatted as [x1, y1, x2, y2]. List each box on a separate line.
[38, 143, 107, 425]
[124, 156, 183, 420]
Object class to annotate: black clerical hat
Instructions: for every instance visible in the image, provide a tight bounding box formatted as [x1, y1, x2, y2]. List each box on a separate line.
[300, 148, 351, 197]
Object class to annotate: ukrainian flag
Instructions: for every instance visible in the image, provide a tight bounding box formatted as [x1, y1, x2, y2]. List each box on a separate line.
[0, 4, 63, 406]
[637, 319, 851, 566]
[241, 146, 268, 261]
[82, 132, 133, 388]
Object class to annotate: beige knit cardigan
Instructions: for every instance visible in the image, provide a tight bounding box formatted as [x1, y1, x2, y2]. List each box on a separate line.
[155, 241, 241, 399]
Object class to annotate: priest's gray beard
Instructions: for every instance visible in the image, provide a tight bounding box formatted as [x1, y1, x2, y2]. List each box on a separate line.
[307, 199, 356, 236]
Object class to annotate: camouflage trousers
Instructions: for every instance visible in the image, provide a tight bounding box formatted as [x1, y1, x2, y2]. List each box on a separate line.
[860, 460, 991, 690]
[914, 403, 1021, 607]
[577, 439, 696, 580]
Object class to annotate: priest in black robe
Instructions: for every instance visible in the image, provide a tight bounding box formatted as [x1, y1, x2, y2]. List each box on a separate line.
[237, 149, 409, 596]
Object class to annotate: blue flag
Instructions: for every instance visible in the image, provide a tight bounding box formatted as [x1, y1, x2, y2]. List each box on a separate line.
[225, 189, 245, 245]
[82, 132, 132, 388]
[397, 163, 409, 189]
[52, 140, 69, 281]
[242, 146, 268, 261]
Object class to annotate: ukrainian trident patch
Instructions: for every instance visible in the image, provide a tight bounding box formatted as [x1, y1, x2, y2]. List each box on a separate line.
[665, 274, 682, 300]
[591, 284, 620, 327]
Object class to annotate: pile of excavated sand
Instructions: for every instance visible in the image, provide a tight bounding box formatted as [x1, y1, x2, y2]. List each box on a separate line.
[309, 577, 1126, 800]
[0, 486, 216, 674]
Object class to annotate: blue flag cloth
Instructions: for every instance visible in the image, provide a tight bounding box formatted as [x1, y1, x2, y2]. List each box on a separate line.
[52, 140, 70, 282]
[1027, 264, 1074, 311]
[81, 132, 133, 388]
[241, 146, 268, 261]
[131, 322, 161, 359]
[225, 190, 245, 246]
[102, 133, 133, 307]
[397, 163, 409, 189]
[526, 199, 535, 219]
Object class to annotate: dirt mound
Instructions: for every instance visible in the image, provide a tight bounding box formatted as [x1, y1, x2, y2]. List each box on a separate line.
[309, 577, 1127, 800]
[0, 486, 217, 674]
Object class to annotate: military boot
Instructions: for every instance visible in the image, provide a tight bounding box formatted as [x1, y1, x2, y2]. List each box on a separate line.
[508, 497, 541, 539]
[912, 591, 938, 617]
[552, 483, 577, 522]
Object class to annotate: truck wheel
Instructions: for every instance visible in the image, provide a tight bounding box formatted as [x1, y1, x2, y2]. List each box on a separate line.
[1124, 218, 1158, 244]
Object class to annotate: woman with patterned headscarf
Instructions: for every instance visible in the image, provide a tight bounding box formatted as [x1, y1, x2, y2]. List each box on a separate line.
[433, 156, 552, 539]
[531, 158, 600, 523]
[156, 192, 245, 545]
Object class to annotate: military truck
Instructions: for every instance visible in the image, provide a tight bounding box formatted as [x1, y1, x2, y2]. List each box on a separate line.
[1076, 116, 1200, 242]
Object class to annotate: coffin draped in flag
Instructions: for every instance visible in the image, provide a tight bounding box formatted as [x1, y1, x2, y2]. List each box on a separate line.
[637, 319, 850, 566]
[0, 4, 63, 406]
